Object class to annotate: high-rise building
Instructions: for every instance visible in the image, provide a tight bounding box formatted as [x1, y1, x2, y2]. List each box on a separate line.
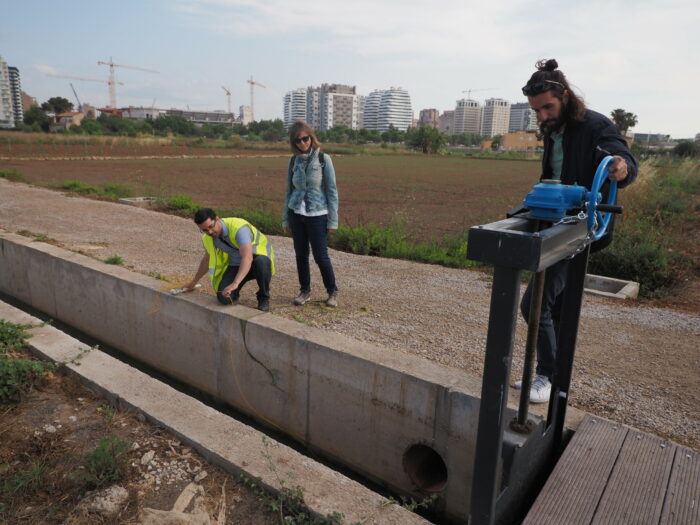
[509, 102, 537, 133]
[319, 84, 359, 130]
[283, 88, 308, 128]
[283, 84, 362, 130]
[376, 88, 412, 132]
[480, 98, 510, 138]
[362, 90, 382, 131]
[438, 110, 455, 135]
[361, 87, 412, 132]
[418, 109, 439, 127]
[7, 66, 22, 124]
[453, 99, 482, 135]
[0, 56, 15, 129]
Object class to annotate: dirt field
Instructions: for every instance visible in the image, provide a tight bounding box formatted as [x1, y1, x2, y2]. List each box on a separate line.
[0, 151, 539, 242]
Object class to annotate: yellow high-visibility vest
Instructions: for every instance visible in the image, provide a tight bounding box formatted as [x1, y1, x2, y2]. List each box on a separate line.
[201, 217, 275, 290]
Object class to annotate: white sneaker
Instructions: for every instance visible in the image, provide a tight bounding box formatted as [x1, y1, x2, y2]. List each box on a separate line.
[512, 374, 551, 404]
[530, 375, 551, 403]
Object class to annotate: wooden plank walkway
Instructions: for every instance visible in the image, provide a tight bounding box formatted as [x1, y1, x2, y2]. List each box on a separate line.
[523, 414, 699, 525]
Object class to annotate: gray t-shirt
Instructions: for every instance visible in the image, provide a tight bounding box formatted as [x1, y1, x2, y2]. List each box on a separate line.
[213, 223, 253, 267]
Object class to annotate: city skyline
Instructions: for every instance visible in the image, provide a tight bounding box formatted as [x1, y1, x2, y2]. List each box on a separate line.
[2, 0, 698, 138]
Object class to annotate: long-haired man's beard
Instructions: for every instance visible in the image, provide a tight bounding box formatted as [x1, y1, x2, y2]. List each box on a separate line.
[540, 104, 567, 135]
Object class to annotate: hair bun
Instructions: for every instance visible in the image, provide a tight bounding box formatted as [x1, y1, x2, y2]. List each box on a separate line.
[536, 59, 558, 72]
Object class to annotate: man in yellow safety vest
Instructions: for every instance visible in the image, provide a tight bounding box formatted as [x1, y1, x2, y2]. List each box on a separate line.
[184, 208, 275, 311]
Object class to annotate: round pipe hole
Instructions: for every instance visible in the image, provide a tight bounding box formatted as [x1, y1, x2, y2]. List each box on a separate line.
[402, 444, 448, 493]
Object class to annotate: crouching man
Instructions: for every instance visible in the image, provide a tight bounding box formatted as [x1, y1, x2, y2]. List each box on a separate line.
[184, 208, 275, 312]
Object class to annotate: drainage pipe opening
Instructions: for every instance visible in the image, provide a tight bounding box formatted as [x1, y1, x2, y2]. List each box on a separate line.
[403, 444, 448, 493]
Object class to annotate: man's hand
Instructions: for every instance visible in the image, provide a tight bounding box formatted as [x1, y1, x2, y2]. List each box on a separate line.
[608, 156, 628, 182]
[221, 282, 239, 298]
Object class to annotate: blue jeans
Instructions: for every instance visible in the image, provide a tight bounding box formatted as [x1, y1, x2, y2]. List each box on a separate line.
[288, 212, 337, 294]
[216, 255, 271, 305]
[520, 258, 569, 379]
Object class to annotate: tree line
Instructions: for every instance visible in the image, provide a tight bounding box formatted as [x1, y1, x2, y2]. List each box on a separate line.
[15, 95, 696, 157]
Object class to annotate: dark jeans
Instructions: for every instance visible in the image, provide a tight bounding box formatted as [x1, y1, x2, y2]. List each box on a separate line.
[520, 258, 570, 379]
[288, 212, 337, 294]
[216, 255, 271, 305]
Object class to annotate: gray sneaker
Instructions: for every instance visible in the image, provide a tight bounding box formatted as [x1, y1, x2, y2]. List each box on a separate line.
[293, 290, 311, 306]
[325, 290, 338, 308]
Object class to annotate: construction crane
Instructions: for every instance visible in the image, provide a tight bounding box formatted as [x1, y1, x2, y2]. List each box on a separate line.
[222, 86, 232, 114]
[247, 76, 266, 122]
[97, 57, 158, 108]
[462, 88, 494, 100]
[47, 73, 124, 109]
[69, 83, 82, 112]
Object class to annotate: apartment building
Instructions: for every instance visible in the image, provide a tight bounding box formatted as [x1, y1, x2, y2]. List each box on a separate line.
[438, 110, 455, 134]
[480, 98, 510, 138]
[453, 99, 481, 135]
[0, 56, 15, 128]
[361, 87, 412, 132]
[509, 102, 537, 133]
[418, 108, 439, 127]
[283, 88, 308, 128]
[283, 84, 363, 130]
[8, 66, 23, 124]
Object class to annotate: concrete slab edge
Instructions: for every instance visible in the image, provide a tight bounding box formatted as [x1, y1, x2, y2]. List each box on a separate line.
[0, 299, 428, 525]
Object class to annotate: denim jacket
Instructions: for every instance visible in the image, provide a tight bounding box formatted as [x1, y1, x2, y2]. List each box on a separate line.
[283, 148, 339, 229]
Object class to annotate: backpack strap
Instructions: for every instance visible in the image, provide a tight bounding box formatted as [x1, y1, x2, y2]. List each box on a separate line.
[317, 149, 325, 169]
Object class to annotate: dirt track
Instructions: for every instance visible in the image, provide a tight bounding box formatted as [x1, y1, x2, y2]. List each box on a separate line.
[1, 179, 698, 450]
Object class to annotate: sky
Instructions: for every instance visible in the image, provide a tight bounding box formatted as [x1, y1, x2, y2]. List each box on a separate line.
[2, 0, 699, 138]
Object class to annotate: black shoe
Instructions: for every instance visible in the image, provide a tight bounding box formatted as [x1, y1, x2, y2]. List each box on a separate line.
[257, 298, 270, 312]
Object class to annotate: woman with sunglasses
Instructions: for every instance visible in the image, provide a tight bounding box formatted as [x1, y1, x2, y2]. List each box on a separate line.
[283, 121, 339, 307]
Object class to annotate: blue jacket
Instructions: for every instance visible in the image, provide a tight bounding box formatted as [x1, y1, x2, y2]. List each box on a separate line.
[283, 149, 339, 229]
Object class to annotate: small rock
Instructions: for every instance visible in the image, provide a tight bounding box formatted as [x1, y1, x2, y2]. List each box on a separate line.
[194, 470, 208, 483]
[132, 442, 141, 450]
[44, 425, 57, 433]
[69, 416, 77, 422]
[80, 485, 129, 518]
[141, 450, 155, 465]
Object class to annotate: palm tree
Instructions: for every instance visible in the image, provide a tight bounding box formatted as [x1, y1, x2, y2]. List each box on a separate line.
[610, 109, 638, 135]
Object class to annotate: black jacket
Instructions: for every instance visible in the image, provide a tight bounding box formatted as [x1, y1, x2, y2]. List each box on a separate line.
[541, 109, 637, 251]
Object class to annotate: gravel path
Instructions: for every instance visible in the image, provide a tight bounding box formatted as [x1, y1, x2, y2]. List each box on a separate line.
[1, 179, 698, 450]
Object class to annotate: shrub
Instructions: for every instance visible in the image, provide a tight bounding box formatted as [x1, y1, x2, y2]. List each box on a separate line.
[164, 194, 198, 215]
[104, 255, 123, 265]
[101, 183, 133, 199]
[75, 437, 130, 488]
[0, 169, 24, 182]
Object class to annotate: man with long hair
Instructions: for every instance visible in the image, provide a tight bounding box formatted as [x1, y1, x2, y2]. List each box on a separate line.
[516, 59, 637, 402]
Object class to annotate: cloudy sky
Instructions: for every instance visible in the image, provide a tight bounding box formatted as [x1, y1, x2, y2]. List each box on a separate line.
[3, 0, 698, 138]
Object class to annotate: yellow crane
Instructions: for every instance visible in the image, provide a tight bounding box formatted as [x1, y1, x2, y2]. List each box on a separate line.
[462, 88, 494, 100]
[222, 86, 232, 114]
[246, 76, 266, 122]
[47, 73, 124, 109]
[97, 57, 158, 108]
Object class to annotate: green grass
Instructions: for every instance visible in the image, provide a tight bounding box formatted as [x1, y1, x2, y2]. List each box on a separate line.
[0, 169, 25, 182]
[0, 320, 55, 403]
[588, 160, 699, 297]
[73, 436, 130, 488]
[104, 255, 123, 265]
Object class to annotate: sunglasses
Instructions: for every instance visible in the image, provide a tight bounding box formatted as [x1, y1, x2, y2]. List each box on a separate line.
[522, 79, 565, 96]
[295, 135, 311, 145]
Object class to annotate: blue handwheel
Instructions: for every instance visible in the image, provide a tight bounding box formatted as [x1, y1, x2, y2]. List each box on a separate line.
[587, 156, 618, 241]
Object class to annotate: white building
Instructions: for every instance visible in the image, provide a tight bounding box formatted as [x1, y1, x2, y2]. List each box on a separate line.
[509, 102, 537, 133]
[453, 99, 482, 135]
[239, 105, 253, 125]
[0, 56, 15, 128]
[121, 106, 167, 120]
[8, 66, 22, 124]
[283, 88, 308, 128]
[481, 98, 510, 138]
[361, 87, 412, 132]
